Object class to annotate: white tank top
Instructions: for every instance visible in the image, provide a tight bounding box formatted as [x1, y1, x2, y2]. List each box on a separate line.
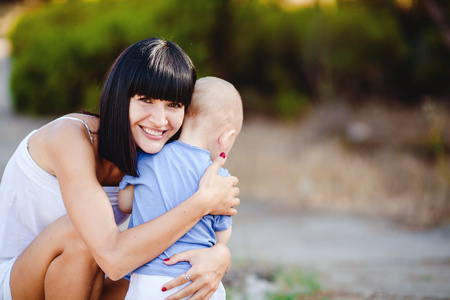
[0, 117, 127, 265]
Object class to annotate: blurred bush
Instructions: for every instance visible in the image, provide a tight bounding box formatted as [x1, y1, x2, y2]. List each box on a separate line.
[9, 0, 216, 114]
[8, 0, 450, 117]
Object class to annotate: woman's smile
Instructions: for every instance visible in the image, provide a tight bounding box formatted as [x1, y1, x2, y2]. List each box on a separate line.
[140, 126, 165, 138]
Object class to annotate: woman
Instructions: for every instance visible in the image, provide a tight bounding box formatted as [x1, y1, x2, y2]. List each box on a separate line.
[0, 37, 239, 300]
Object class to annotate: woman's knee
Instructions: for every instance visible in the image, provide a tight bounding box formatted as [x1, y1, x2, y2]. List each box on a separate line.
[56, 215, 98, 267]
[43, 216, 103, 298]
[11, 215, 101, 299]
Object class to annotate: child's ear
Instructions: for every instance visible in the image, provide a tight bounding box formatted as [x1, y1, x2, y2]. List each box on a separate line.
[218, 129, 236, 149]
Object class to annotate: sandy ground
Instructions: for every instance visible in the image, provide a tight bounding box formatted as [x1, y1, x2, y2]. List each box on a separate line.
[1, 37, 450, 299]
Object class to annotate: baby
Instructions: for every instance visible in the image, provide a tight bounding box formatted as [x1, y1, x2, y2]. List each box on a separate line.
[119, 76, 243, 299]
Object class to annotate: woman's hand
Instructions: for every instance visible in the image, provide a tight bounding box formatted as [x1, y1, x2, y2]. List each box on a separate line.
[198, 153, 240, 216]
[161, 243, 231, 300]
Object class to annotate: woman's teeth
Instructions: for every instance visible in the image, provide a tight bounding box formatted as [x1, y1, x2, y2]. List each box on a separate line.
[143, 127, 163, 136]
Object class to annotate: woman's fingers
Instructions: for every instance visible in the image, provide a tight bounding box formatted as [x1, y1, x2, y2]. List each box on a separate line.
[228, 174, 239, 187]
[162, 274, 197, 300]
[204, 153, 226, 177]
[163, 249, 192, 266]
[161, 245, 229, 299]
[198, 153, 240, 216]
[163, 273, 217, 300]
[200, 290, 215, 300]
[226, 197, 239, 216]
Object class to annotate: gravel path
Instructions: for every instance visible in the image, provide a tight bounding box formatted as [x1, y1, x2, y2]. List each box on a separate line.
[1, 38, 450, 299]
[228, 200, 450, 299]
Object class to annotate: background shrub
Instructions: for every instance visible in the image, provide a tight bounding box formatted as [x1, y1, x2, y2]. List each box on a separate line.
[9, 0, 216, 114]
[9, 0, 450, 117]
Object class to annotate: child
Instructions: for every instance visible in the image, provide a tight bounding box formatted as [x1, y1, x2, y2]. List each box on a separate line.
[118, 76, 243, 300]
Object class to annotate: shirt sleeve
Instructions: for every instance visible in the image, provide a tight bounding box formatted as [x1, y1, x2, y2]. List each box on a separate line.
[217, 167, 230, 177]
[119, 174, 138, 190]
[213, 215, 232, 232]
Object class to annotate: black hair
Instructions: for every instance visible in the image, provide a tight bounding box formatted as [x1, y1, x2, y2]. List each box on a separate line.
[98, 37, 196, 176]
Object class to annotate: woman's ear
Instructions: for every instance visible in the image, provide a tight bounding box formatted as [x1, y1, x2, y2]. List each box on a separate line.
[218, 129, 236, 150]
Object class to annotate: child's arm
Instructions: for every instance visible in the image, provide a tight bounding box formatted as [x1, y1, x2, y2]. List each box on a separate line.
[215, 226, 232, 244]
[118, 185, 134, 214]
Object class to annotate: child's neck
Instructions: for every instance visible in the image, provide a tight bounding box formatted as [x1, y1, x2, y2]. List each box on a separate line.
[178, 127, 211, 152]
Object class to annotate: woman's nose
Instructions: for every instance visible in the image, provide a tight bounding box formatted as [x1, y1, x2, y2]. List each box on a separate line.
[148, 103, 168, 127]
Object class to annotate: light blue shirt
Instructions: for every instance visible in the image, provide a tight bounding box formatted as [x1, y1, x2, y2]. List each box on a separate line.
[120, 141, 232, 277]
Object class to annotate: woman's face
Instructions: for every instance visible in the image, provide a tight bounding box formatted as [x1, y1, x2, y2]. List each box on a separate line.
[129, 95, 184, 154]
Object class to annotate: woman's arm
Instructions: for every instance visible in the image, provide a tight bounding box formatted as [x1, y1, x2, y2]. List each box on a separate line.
[49, 123, 239, 280]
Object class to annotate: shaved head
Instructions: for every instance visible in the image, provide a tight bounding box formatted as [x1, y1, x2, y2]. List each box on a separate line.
[186, 76, 243, 133]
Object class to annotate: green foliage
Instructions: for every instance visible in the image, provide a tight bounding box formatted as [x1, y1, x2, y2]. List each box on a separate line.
[267, 267, 322, 299]
[228, 1, 313, 120]
[223, 262, 324, 300]
[9, 0, 216, 114]
[297, 6, 409, 100]
[9, 0, 450, 117]
[274, 90, 310, 122]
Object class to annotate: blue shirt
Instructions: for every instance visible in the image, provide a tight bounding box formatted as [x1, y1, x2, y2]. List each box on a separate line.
[120, 141, 232, 277]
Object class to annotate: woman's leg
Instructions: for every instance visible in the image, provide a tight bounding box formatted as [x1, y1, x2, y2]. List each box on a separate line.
[101, 278, 129, 300]
[10, 215, 105, 300]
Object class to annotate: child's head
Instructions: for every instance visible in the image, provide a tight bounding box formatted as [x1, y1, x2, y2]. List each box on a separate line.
[181, 76, 243, 159]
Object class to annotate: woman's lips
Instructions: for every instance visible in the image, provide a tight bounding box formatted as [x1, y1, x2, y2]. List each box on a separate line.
[140, 126, 166, 140]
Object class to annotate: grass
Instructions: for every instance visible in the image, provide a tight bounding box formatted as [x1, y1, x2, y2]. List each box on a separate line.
[267, 267, 322, 300]
[224, 262, 326, 300]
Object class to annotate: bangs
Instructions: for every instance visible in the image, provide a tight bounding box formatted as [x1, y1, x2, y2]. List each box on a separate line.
[127, 41, 196, 107]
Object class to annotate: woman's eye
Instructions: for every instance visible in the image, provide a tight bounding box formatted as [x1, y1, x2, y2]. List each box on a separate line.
[169, 102, 183, 108]
[139, 97, 152, 104]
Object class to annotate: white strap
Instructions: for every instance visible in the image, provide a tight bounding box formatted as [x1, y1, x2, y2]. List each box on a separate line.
[58, 116, 94, 145]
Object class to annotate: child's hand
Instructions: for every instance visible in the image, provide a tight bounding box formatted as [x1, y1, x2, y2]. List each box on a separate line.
[198, 153, 240, 216]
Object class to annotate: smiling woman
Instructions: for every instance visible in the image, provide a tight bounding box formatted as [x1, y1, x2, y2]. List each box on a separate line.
[0, 37, 239, 300]
[97, 38, 196, 178]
